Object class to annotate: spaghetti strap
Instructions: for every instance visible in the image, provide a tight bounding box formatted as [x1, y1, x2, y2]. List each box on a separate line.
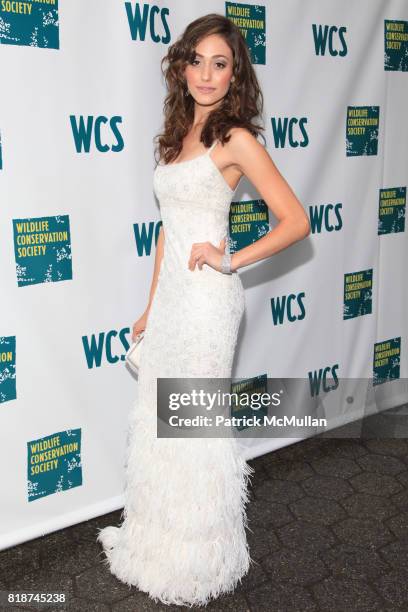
[207, 139, 219, 155]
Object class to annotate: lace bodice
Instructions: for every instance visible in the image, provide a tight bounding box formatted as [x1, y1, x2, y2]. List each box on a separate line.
[152, 140, 238, 277]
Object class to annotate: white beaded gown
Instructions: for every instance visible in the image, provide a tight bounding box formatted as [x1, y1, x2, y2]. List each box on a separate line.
[97, 140, 255, 607]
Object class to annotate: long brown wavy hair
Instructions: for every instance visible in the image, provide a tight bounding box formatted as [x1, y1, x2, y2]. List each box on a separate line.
[154, 13, 265, 165]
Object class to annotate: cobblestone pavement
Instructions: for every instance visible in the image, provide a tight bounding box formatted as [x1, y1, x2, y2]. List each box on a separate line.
[1, 409, 408, 612]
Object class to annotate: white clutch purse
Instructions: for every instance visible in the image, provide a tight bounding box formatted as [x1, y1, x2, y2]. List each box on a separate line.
[125, 331, 145, 374]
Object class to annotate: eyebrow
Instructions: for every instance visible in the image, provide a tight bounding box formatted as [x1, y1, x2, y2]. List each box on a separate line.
[194, 53, 229, 60]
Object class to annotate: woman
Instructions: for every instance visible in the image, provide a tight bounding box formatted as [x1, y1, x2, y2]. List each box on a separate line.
[97, 13, 310, 607]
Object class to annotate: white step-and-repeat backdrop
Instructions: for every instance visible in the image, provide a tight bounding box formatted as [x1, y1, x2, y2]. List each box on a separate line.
[0, 1, 407, 548]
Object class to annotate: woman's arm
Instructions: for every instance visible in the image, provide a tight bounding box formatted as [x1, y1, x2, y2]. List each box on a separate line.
[146, 225, 165, 312]
[222, 128, 311, 272]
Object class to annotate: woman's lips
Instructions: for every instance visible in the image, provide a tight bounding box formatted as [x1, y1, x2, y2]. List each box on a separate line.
[197, 86, 216, 93]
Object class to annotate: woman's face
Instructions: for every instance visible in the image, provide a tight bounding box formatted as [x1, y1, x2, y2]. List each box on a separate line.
[184, 34, 234, 108]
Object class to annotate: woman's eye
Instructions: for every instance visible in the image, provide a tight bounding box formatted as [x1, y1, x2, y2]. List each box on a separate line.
[190, 60, 226, 68]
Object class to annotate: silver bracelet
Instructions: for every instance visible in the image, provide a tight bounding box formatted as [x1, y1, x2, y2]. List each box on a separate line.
[221, 234, 233, 274]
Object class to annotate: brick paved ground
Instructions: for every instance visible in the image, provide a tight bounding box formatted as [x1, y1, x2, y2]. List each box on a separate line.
[1, 408, 408, 611]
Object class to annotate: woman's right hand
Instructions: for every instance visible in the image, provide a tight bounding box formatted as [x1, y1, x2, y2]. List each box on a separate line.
[131, 307, 150, 342]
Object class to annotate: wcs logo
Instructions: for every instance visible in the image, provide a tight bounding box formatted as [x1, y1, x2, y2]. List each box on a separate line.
[309, 203, 343, 233]
[271, 117, 309, 148]
[70, 116, 124, 153]
[133, 221, 162, 256]
[270, 293, 306, 325]
[312, 24, 347, 56]
[125, 2, 170, 43]
[308, 364, 339, 397]
[82, 329, 132, 368]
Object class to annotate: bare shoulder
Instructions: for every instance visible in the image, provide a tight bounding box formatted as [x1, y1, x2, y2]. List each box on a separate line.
[226, 126, 258, 144]
[222, 127, 266, 171]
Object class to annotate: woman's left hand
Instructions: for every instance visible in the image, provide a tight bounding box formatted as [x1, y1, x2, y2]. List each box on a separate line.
[188, 237, 226, 272]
